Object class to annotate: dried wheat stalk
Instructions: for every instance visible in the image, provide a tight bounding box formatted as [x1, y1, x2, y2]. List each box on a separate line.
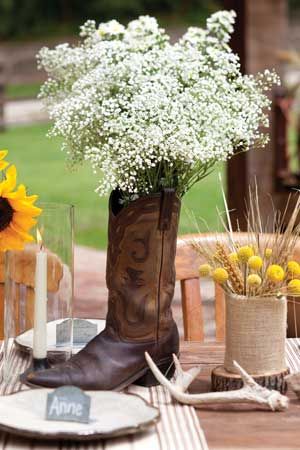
[215, 242, 244, 294]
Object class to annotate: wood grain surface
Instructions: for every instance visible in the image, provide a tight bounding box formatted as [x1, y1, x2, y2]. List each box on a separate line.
[211, 365, 289, 394]
[180, 342, 300, 450]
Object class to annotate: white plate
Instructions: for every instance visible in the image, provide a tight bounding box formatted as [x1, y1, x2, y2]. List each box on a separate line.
[15, 319, 106, 354]
[0, 389, 159, 440]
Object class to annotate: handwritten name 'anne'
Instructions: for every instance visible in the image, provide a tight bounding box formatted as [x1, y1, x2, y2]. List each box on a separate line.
[49, 396, 83, 417]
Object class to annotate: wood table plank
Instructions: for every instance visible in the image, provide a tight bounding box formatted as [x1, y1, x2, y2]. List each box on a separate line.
[180, 341, 224, 365]
[179, 341, 300, 450]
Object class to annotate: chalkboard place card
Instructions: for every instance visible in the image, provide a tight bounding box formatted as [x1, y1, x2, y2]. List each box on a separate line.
[73, 319, 98, 345]
[56, 319, 98, 347]
[56, 319, 72, 347]
[46, 386, 91, 424]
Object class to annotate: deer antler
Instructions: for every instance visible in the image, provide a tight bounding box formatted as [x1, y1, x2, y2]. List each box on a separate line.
[145, 353, 288, 412]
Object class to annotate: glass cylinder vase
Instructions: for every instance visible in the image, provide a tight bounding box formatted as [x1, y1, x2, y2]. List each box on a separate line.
[2, 203, 74, 384]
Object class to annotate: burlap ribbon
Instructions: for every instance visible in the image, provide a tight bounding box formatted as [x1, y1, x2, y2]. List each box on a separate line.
[224, 293, 287, 375]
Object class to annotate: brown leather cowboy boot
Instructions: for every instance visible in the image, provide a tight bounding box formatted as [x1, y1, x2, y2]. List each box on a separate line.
[26, 189, 181, 390]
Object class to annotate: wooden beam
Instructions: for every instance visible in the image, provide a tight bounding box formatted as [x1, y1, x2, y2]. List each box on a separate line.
[223, 0, 246, 74]
[223, 0, 288, 229]
[223, 0, 248, 230]
[0, 61, 5, 132]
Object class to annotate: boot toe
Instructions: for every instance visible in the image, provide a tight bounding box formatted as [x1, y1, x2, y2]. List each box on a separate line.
[26, 367, 72, 388]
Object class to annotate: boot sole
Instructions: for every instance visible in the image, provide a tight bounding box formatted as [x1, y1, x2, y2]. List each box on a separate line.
[133, 356, 176, 388]
[22, 354, 178, 391]
[113, 354, 178, 391]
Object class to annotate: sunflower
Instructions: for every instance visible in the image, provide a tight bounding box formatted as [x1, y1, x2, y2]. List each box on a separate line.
[0, 164, 41, 251]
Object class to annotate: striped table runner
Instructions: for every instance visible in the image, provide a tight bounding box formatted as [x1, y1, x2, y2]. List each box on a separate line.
[286, 338, 300, 373]
[0, 342, 209, 450]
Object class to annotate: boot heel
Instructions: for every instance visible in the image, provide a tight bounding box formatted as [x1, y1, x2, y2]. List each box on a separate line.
[134, 358, 175, 387]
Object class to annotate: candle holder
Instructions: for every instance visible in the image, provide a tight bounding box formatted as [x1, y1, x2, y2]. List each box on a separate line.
[1, 203, 74, 384]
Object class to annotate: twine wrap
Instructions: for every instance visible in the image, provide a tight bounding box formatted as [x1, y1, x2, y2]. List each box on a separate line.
[224, 293, 287, 375]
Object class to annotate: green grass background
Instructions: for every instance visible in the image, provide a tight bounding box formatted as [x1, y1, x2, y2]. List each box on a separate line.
[5, 83, 41, 100]
[0, 123, 224, 249]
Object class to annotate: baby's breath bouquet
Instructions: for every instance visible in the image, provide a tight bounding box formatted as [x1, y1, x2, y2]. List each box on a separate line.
[37, 11, 279, 204]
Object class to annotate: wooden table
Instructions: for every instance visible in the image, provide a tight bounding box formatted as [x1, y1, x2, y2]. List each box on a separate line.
[1, 340, 299, 449]
[180, 341, 300, 450]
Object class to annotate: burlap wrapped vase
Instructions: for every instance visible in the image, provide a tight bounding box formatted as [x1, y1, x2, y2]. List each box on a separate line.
[224, 293, 287, 375]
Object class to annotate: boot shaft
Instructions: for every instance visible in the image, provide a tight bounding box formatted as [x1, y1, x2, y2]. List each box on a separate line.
[106, 190, 181, 342]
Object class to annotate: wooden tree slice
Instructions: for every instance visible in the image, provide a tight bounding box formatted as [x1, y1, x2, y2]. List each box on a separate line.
[211, 365, 290, 394]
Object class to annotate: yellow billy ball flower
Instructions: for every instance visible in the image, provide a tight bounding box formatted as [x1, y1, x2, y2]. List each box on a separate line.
[248, 255, 263, 271]
[265, 248, 272, 258]
[287, 261, 300, 278]
[266, 264, 285, 283]
[288, 279, 300, 295]
[228, 252, 238, 264]
[212, 268, 229, 284]
[199, 264, 212, 277]
[237, 246, 254, 263]
[247, 274, 262, 288]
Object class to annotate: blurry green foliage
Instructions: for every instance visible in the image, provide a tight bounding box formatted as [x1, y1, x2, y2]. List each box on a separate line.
[0, 0, 220, 39]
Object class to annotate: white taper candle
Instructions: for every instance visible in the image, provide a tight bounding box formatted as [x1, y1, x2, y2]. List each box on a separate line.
[33, 248, 48, 359]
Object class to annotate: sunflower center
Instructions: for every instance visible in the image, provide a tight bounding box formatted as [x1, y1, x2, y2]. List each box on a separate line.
[0, 198, 13, 231]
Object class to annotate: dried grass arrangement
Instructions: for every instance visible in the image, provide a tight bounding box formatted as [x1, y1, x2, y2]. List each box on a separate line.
[194, 185, 300, 298]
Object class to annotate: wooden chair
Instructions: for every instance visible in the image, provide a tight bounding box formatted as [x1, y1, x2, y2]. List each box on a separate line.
[175, 232, 300, 342]
[0, 248, 64, 339]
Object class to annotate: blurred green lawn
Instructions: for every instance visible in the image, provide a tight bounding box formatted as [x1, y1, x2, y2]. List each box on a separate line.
[0, 123, 224, 249]
[5, 83, 41, 100]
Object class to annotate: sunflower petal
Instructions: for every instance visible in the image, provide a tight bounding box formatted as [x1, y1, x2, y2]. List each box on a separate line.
[0, 243, 8, 252]
[12, 212, 37, 231]
[0, 228, 25, 250]
[0, 161, 9, 171]
[1, 165, 17, 194]
[9, 223, 34, 242]
[25, 194, 39, 204]
[5, 184, 39, 205]
[5, 184, 27, 200]
[0, 150, 8, 160]
[8, 199, 42, 217]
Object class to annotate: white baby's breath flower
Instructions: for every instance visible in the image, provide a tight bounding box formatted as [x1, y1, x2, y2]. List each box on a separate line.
[98, 20, 125, 37]
[37, 11, 280, 199]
